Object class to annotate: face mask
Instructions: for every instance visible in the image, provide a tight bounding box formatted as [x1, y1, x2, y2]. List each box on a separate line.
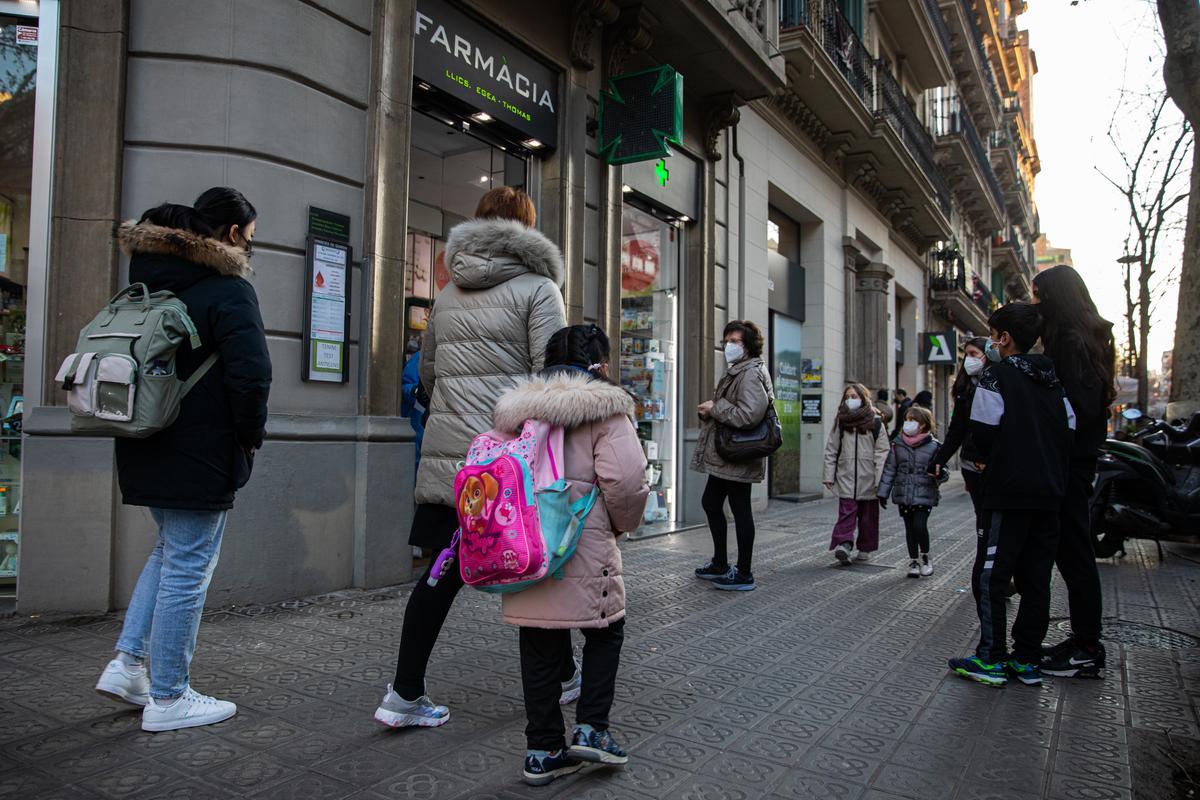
[724, 342, 745, 364]
[985, 338, 1003, 363]
[964, 356, 984, 376]
[845, 397, 863, 412]
[902, 420, 921, 436]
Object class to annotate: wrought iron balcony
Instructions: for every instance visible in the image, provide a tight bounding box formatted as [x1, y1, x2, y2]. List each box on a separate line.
[780, 0, 875, 110]
[931, 97, 1006, 230]
[924, 0, 953, 59]
[939, 0, 1003, 133]
[875, 62, 951, 218]
[971, 272, 997, 316]
[930, 251, 991, 333]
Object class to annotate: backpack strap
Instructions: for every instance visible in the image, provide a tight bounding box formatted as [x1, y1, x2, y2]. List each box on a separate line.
[181, 352, 220, 396]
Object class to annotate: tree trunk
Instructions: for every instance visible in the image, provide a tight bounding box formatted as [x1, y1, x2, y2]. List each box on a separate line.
[1159, 0, 1200, 415]
[1169, 147, 1200, 412]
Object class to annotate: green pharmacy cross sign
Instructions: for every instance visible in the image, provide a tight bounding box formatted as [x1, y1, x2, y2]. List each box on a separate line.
[599, 65, 684, 165]
[655, 158, 669, 186]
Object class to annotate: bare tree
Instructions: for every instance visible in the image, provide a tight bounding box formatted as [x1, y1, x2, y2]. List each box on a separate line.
[1098, 93, 1192, 410]
[1158, 0, 1200, 414]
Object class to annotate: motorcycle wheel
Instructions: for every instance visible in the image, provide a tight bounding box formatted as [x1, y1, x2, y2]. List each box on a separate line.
[1090, 484, 1125, 558]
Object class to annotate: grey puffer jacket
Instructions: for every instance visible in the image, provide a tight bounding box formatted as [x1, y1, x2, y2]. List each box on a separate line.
[877, 434, 949, 507]
[690, 357, 774, 484]
[416, 218, 567, 507]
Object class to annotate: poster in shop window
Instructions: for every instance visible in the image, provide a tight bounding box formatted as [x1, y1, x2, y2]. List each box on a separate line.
[771, 315, 803, 497]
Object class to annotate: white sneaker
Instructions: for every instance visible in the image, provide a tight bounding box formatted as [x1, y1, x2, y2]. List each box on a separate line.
[560, 664, 582, 705]
[853, 550, 872, 563]
[374, 684, 450, 728]
[141, 687, 237, 732]
[834, 543, 853, 565]
[95, 659, 150, 707]
[907, 559, 921, 578]
[920, 555, 934, 577]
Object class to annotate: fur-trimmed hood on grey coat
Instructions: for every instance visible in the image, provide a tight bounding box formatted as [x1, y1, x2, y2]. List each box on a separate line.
[494, 371, 650, 630]
[414, 219, 568, 521]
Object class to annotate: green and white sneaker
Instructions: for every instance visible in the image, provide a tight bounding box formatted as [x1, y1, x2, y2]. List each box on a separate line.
[1006, 659, 1042, 686]
[948, 656, 1008, 687]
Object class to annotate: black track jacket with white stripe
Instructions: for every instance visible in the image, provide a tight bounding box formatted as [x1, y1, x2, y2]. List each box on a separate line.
[969, 354, 1076, 512]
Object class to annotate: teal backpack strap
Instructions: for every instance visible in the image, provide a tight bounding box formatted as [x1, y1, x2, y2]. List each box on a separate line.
[181, 352, 220, 395]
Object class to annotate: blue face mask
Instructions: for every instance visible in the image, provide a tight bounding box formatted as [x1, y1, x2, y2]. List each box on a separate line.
[985, 337, 1003, 363]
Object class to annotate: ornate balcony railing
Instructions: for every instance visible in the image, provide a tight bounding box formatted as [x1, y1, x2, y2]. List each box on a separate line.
[875, 61, 951, 217]
[959, 0, 1003, 117]
[931, 252, 968, 293]
[779, 0, 875, 110]
[931, 98, 1006, 215]
[971, 272, 996, 315]
[923, 0, 953, 61]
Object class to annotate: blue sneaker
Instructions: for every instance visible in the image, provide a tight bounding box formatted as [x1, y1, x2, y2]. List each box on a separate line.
[373, 684, 450, 728]
[523, 749, 583, 786]
[568, 724, 629, 765]
[713, 570, 756, 591]
[1006, 659, 1043, 686]
[695, 561, 732, 580]
[948, 656, 1008, 687]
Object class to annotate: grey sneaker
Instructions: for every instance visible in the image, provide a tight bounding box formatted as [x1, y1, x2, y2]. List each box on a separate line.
[141, 687, 236, 732]
[920, 555, 934, 577]
[560, 663, 582, 705]
[374, 684, 450, 728]
[853, 550, 872, 562]
[95, 658, 150, 707]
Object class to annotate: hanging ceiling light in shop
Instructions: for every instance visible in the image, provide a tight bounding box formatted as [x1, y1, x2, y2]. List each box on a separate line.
[470, 112, 494, 123]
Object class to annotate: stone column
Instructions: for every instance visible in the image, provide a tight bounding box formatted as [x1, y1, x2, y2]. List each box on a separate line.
[360, 0, 415, 417]
[842, 241, 863, 385]
[854, 261, 894, 392]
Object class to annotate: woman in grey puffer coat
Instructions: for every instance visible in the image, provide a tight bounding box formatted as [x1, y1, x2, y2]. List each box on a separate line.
[376, 188, 567, 730]
[877, 406, 948, 578]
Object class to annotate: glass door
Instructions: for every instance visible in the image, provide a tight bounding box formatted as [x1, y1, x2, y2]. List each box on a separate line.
[618, 204, 679, 528]
[0, 12, 37, 600]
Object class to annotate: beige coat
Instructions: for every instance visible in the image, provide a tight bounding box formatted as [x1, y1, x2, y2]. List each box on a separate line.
[416, 218, 567, 507]
[690, 357, 774, 484]
[494, 371, 649, 629]
[822, 418, 890, 500]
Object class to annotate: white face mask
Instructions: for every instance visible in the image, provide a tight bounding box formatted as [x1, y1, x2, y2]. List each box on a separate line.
[844, 397, 863, 411]
[724, 341, 745, 364]
[902, 420, 921, 436]
[964, 356, 984, 376]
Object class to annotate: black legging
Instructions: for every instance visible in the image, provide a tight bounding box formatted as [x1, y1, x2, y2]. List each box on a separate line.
[701, 476, 756, 574]
[899, 505, 931, 559]
[963, 469, 984, 534]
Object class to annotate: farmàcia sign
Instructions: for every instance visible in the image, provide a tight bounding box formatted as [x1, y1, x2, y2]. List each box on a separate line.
[414, 0, 560, 149]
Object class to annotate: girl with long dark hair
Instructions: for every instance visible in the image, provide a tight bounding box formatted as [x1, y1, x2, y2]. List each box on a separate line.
[929, 337, 988, 534]
[1032, 264, 1116, 678]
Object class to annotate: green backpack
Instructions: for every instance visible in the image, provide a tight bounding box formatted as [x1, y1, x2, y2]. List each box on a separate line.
[55, 283, 218, 438]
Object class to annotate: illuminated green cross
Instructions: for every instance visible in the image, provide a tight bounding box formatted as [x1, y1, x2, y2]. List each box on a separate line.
[655, 158, 670, 186]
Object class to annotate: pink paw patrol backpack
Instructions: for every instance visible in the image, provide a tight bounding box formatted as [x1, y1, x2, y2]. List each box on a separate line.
[428, 420, 599, 593]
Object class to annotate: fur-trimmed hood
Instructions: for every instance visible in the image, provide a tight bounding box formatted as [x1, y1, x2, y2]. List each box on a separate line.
[493, 371, 635, 433]
[445, 217, 565, 290]
[117, 221, 251, 279]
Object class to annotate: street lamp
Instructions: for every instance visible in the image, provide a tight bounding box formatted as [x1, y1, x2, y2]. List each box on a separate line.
[1116, 253, 1144, 264]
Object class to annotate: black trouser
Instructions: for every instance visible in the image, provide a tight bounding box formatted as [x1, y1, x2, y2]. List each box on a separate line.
[972, 510, 1060, 664]
[520, 620, 625, 751]
[1055, 457, 1103, 646]
[701, 476, 756, 574]
[899, 506, 931, 559]
[963, 470, 983, 533]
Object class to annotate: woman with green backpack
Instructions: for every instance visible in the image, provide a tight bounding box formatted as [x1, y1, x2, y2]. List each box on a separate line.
[490, 325, 649, 786]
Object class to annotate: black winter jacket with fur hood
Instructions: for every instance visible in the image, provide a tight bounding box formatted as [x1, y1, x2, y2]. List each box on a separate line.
[113, 221, 272, 511]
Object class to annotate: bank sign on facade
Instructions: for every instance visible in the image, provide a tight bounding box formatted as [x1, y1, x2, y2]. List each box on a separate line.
[414, 0, 560, 149]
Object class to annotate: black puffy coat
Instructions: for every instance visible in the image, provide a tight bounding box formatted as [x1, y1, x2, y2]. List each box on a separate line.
[113, 222, 272, 510]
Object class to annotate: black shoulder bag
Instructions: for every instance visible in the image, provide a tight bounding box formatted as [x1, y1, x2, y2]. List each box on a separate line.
[714, 368, 783, 463]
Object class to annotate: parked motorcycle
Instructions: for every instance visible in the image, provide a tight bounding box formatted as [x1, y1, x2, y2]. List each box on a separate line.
[1090, 409, 1200, 558]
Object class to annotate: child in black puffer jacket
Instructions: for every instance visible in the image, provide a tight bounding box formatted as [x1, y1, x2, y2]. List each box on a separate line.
[878, 406, 949, 578]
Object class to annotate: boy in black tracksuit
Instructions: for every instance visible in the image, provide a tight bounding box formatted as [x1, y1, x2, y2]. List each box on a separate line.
[949, 304, 1075, 687]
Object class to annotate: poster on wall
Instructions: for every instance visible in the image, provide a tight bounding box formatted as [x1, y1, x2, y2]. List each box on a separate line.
[302, 207, 352, 384]
[801, 358, 823, 388]
[801, 395, 822, 424]
[771, 314, 803, 497]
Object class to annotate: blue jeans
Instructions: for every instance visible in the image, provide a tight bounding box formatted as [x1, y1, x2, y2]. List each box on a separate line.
[116, 508, 228, 699]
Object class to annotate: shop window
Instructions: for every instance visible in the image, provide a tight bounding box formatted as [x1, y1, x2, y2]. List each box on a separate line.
[618, 205, 680, 528]
[0, 13, 36, 599]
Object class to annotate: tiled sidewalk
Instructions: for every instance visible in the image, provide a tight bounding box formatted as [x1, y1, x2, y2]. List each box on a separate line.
[1, 488, 1198, 800]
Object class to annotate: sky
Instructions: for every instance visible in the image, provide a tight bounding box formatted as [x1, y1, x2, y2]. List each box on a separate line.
[1023, 0, 1188, 368]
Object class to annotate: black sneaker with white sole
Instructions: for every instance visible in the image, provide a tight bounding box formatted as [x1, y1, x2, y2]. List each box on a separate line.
[713, 570, 756, 591]
[1041, 641, 1106, 678]
[694, 561, 732, 581]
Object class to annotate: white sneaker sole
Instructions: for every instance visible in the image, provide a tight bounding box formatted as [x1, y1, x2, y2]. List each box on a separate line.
[523, 761, 582, 786]
[95, 679, 149, 708]
[569, 745, 629, 765]
[374, 706, 450, 728]
[142, 704, 236, 732]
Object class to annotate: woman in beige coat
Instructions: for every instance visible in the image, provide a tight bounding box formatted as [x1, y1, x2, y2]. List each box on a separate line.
[491, 325, 648, 786]
[375, 188, 567, 732]
[691, 320, 774, 591]
[823, 382, 890, 565]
